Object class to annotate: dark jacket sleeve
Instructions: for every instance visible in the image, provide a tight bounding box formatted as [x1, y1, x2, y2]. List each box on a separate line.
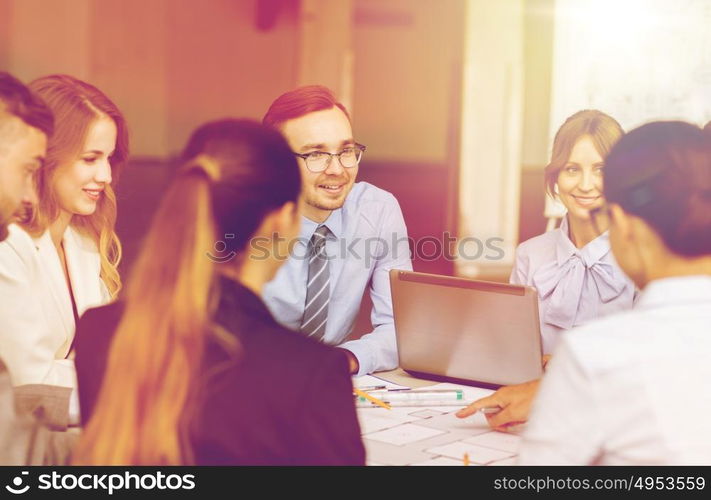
[286, 349, 365, 465]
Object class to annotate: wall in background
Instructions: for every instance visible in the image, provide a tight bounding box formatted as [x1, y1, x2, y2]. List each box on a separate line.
[457, 0, 524, 279]
[90, 0, 169, 157]
[164, 0, 300, 155]
[1, 0, 559, 284]
[6, 0, 92, 81]
[3, 0, 466, 163]
[2, 0, 300, 156]
[352, 0, 465, 277]
[353, 0, 462, 164]
[519, 0, 555, 245]
[0, 0, 10, 68]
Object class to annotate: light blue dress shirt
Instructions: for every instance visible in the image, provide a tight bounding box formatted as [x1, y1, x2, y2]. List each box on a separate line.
[263, 182, 413, 375]
[510, 216, 636, 354]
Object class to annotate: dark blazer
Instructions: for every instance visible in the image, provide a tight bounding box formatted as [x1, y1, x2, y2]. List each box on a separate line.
[74, 276, 365, 465]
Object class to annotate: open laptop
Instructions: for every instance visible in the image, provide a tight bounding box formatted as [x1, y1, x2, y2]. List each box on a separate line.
[390, 270, 543, 389]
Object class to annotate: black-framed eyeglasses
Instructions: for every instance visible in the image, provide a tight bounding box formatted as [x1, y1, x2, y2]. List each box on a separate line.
[294, 143, 366, 173]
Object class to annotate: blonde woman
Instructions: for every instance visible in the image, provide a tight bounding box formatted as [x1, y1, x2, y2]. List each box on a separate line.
[73, 120, 364, 465]
[0, 75, 128, 428]
[457, 110, 636, 429]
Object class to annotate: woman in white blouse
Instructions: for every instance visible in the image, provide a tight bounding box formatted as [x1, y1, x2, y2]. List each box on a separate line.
[457, 110, 636, 429]
[520, 120, 711, 464]
[0, 75, 128, 428]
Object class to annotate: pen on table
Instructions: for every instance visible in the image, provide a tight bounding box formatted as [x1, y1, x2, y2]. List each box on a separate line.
[353, 388, 391, 410]
[378, 389, 464, 402]
[356, 389, 466, 408]
[357, 385, 387, 392]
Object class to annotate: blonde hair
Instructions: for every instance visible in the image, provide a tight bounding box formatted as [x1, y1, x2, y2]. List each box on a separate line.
[25, 75, 129, 298]
[545, 110, 624, 196]
[73, 120, 301, 465]
[75, 159, 219, 464]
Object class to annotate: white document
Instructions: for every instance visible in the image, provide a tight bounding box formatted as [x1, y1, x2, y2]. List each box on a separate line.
[412, 456, 465, 466]
[425, 441, 514, 465]
[353, 374, 410, 391]
[414, 409, 491, 435]
[357, 412, 418, 434]
[408, 409, 447, 419]
[463, 431, 522, 454]
[358, 377, 520, 466]
[365, 423, 446, 446]
[424, 382, 495, 404]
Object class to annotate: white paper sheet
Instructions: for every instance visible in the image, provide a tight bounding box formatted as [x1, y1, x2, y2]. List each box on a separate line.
[411, 456, 465, 466]
[357, 412, 418, 434]
[408, 409, 447, 419]
[365, 423, 446, 446]
[424, 382, 496, 404]
[463, 431, 522, 454]
[425, 441, 514, 465]
[358, 377, 520, 466]
[353, 374, 410, 391]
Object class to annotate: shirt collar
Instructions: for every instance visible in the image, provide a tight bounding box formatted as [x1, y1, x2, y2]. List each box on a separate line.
[555, 215, 612, 267]
[636, 275, 711, 310]
[300, 207, 343, 241]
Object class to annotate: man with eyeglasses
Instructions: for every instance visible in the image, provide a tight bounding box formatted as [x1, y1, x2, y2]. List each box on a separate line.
[262, 85, 412, 375]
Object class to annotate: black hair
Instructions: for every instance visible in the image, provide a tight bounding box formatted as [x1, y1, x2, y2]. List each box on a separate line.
[0, 71, 54, 136]
[604, 121, 711, 257]
[181, 119, 301, 254]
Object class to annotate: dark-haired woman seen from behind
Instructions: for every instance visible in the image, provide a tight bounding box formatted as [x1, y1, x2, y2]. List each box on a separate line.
[72, 119, 365, 465]
[520, 121, 711, 464]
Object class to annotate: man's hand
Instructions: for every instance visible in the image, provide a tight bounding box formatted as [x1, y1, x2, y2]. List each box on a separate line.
[340, 349, 360, 374]
[455, 379, 541, 431]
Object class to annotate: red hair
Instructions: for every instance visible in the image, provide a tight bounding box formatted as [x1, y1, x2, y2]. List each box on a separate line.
[26, 74, 129, 297]
[262, 85, 350, 130]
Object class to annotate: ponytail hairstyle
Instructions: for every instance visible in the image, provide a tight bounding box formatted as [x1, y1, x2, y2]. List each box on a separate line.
[545, 110, 624, 197]
[25, 75, 129, 298]
[73, 119, 301, 464]
[604, 121, 711, 257]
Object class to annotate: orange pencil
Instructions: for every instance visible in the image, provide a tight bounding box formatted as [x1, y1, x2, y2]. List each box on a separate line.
[463, 452, 470, 466]
[353, 387, 392, 410]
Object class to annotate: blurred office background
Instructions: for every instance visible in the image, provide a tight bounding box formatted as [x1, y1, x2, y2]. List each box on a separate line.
[1, 0, 709, 328]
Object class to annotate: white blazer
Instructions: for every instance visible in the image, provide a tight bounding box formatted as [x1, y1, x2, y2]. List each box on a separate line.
[0, 223, 110, 392]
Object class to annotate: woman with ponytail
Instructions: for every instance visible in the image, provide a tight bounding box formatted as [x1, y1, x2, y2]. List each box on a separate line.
[520, 121, 711, 464]
[72, 119, 365, 465]
[0, 75, 128, 428]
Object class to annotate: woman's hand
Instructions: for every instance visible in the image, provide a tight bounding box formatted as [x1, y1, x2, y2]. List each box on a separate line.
[455, 379, 541, 431]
